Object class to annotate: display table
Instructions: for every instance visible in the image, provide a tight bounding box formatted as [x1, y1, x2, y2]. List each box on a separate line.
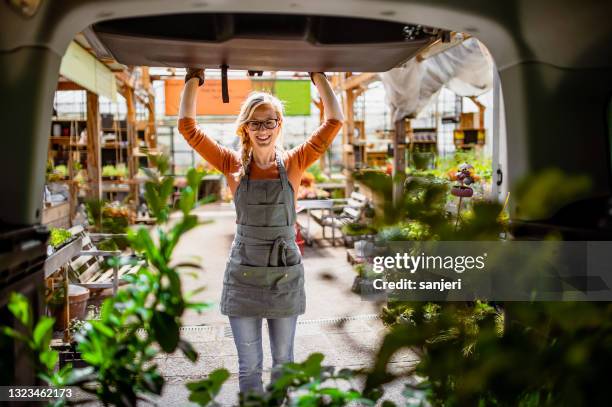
[296, 199, 335, 245]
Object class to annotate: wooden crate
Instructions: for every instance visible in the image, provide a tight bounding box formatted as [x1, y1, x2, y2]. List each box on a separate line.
[42, 202, 70, 228]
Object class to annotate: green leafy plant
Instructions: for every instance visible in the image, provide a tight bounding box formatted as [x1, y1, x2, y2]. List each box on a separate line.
[102, 165, 117, 178]
[46, 161, 68, 182]
[306, 162, 330, 183]
[114, 163, 128, 179]
[341, 222, 377, 236]
[1, 293, 94, 391]
[1, 154, 211, 407]
[54, 165, 68, 178]
[188, 353, 383, 407]
[49, 227, 72, 248]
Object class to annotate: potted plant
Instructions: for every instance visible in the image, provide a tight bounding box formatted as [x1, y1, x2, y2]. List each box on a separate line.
[55, 305, 100, 368]
[102, 164, 117, 180]
[48, 227, 74, 253]
[350, 263, 379, 295]
[114, 163, 128, 180]
[341, 222, 377, 248]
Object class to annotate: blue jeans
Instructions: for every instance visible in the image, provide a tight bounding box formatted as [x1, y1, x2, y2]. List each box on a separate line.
[229, 316, 298, 394]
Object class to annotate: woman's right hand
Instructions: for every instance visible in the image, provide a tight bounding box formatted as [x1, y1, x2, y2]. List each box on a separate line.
[185, 68, 205, 87]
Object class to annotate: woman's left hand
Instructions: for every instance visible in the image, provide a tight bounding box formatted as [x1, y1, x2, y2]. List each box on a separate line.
[309, 72, 327, 85]
[309, 72, 343, 122]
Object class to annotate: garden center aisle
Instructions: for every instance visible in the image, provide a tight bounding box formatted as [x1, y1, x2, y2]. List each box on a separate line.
[147, 202, 419, 405]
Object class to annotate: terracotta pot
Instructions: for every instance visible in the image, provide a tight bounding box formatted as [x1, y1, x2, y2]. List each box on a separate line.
[68, 284, 90, 321]
[50, 285, 90, 330]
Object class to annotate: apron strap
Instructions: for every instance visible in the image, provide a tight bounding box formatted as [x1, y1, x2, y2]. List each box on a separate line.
[241, 152, 251, 194]
[275, 150, 295, 226]
[275, 150, 289, 190]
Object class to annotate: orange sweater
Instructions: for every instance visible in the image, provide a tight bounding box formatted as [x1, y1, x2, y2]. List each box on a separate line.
[178, 117, 343, 197]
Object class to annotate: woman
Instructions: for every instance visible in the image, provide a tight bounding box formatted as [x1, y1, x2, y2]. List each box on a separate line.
[178, 69, 343, 394]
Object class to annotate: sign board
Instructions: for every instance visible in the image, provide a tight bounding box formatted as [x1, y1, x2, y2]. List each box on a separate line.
[164, 79, 311, 116]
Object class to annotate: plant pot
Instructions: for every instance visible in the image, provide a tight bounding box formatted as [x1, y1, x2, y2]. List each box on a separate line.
[48, 302, 66, 330]
[69, 285, 90, 320]
[354, 239, 377, 258]
[50, 285, 90, 331]
[351, 275, 363, 294]
[351, 276, 377, 295]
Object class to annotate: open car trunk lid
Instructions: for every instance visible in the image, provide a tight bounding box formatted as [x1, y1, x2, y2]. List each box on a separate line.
[85, 13, 441, 71]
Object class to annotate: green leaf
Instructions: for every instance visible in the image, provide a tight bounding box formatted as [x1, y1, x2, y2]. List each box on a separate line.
[39, 349, 59, 372]
[33, 316, 55, 347]
[187, 368, 230, 405]
[172, 261, 203, 270]
[186, 168, 205, 192]
[185, 301, 213, 313]
[8, 292, 31, 328]
[90, 320, 115, 338]
[151, 311, 179, 353]
[178, 339, 198, 362]
[60, 364, 97, 386]
[179, 187, 195, 214]
[1, 326, 29, 343]
[142, 370, 164, 395]
[159, 177, 175, 204]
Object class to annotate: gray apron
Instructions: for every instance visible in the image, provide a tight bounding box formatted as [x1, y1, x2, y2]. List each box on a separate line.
[220, 151, 305, 318]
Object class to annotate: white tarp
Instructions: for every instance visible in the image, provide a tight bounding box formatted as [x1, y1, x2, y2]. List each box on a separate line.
[380, 37, 493, 121]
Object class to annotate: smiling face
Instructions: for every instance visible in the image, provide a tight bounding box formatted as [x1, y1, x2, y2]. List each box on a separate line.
[245, 103, 282, 153]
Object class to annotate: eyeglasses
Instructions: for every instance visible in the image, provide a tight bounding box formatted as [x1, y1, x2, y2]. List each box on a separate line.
[245, 119, 280, 131]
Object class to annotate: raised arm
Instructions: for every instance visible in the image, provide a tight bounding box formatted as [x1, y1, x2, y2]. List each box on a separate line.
[287, 73, 344, 170]
[177, 69, 238, 175]
[312, 73, 344, 122]
[178, 71, 201, 119]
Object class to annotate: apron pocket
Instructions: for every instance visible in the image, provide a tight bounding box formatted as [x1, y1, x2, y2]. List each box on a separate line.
[227, 263, 303, 291]
[237, 244, 271, 267]
[246, 203, 287, 226]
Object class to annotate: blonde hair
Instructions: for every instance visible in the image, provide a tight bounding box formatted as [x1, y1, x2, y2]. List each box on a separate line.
[233, 91, 285, 181]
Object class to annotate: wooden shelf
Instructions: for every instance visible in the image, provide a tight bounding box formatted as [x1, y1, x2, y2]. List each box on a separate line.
[102, 142, 128, 149]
